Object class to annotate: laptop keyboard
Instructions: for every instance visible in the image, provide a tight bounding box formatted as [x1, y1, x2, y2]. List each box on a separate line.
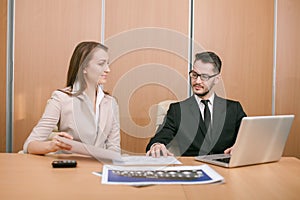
[214, 157, 231, 163]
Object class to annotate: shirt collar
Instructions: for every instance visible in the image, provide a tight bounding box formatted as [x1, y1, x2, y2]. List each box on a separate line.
[194, 93, 215, 106]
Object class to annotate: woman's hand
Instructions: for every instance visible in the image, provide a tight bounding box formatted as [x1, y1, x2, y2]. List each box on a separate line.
[27, 132, 73, 155]
[48, 132, 73, 152]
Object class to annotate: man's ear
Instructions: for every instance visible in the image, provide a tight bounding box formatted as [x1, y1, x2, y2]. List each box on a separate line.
[213, 74, 221, 85]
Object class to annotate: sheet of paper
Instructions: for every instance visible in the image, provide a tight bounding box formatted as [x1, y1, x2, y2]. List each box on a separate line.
[113, 156, 182, 165]
[56, 136, 122, 161]
[101, 164, 224, 185]
[92, 172, 102, 177]
[57, 136, 181, 165]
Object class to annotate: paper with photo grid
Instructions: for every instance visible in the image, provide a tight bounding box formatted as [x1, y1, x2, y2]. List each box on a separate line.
[101, 164, 224, 185]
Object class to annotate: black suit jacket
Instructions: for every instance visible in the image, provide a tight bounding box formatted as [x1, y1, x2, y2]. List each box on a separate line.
[146, 95, 247, 156]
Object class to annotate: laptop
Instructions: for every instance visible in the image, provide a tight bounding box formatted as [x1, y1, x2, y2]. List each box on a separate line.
[195, 115, 295, 168]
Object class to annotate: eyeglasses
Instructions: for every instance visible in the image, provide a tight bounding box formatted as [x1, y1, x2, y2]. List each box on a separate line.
[189, 70, 219, 81]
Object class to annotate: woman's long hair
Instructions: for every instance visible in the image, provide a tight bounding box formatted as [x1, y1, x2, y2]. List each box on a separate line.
[65, 41, 108, 96]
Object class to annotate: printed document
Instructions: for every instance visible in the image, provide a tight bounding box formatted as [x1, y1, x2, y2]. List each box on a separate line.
[102, 164, 224, 185]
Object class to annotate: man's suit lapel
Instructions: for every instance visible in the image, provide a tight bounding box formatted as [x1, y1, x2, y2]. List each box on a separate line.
[212, 95, 226, 137]
[170, 96, 201, 155]
[198, 95, 227, 155]
[187, 97, 207, 136]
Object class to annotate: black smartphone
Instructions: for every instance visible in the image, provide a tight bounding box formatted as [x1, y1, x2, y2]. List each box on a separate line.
[52, 160, 77, 168]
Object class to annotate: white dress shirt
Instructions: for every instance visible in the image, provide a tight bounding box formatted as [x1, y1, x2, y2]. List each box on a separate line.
[194, 93, 215, 122]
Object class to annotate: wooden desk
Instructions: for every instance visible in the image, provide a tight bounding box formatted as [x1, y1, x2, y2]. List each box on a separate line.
[0, 153, 299, 200]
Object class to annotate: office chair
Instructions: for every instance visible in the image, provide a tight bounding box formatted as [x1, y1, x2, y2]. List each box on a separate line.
[155, 100, 177, 131]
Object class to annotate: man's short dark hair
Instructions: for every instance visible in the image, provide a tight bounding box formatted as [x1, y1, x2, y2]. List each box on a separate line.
[194, 51, 222, 73]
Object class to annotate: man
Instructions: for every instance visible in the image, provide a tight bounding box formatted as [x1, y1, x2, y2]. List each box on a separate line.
[146, 51, 246, 157]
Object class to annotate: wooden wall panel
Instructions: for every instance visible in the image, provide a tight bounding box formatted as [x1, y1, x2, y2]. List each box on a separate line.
[194, 0, 274, 116]
[13, 0, 102, 152]
[10, 0, 299, 158]
[0, 0, 7, 152]
[105, 0, 190, 153]
[277, 0, 300, 158]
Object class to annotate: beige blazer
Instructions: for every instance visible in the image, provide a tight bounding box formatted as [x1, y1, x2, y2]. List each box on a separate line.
[23, 89, 120, 153]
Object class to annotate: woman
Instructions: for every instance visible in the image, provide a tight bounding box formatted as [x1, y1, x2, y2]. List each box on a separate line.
[23, 41, 120, 154]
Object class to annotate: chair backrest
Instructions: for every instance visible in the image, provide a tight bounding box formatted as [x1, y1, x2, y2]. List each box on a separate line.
[155, 100, 177, 131]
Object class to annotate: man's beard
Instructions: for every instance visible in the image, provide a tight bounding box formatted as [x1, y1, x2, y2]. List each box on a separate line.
[195, 90, 209, 97]
[192, 84, 210, 97]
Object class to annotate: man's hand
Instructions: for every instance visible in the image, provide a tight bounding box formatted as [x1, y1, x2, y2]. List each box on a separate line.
[146, 143, 174, 158]
[224, 146, 234, 154]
